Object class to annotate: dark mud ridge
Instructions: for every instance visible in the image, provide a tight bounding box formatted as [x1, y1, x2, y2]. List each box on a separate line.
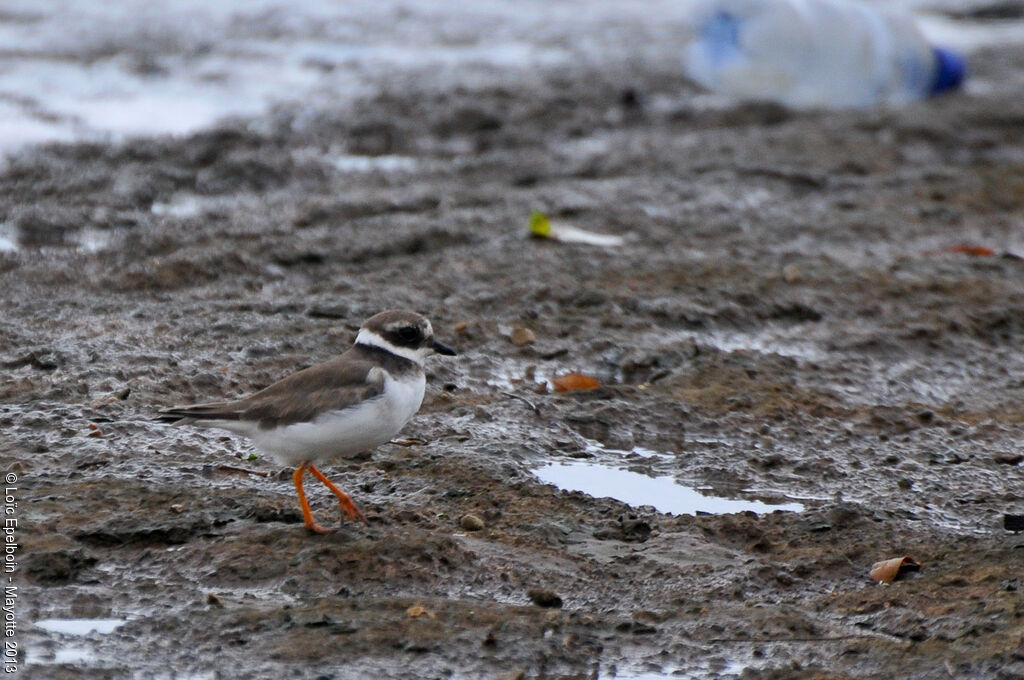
[6, 44, 1024, 680]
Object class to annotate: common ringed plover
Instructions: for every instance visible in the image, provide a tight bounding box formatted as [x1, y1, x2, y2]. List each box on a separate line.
[159, 310, 457, 534]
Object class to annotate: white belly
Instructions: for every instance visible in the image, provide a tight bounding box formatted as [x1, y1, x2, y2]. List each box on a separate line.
[247, 372, 426, 466]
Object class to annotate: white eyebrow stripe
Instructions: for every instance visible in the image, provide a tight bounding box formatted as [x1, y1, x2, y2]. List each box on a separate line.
[355, 328, 425, 365]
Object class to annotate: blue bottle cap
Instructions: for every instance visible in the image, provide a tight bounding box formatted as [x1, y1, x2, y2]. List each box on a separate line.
[931, 47, 966, 95]
[700, 11, 742, 68]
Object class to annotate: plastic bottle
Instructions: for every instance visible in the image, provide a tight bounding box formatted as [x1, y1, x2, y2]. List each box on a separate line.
[682, 0, 966, 109]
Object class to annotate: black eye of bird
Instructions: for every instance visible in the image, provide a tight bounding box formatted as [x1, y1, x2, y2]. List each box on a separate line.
[397, 326, 420, 343]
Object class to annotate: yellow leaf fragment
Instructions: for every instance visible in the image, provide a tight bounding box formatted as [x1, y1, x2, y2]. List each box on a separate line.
[527, 211, 623, 247]
[529, 211, 552, 237]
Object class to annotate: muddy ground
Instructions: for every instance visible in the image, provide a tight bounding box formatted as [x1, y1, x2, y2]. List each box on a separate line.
[4, 35, 1024, 680]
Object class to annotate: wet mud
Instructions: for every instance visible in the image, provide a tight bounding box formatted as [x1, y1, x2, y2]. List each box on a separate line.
[5, 39, 1024, 680]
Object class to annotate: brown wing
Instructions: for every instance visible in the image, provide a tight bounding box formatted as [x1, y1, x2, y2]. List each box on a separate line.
[159, 351, 385, 429]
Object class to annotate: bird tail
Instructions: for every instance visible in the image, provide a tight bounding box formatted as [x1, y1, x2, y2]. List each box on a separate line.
[156, 402, 244, 423]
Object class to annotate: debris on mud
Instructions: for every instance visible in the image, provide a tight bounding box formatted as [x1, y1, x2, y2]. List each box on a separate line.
[7, 18, 1024, 680]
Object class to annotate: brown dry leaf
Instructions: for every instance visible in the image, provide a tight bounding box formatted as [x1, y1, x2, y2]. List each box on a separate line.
[406, 604, 435, 619]
[870, 556, 921, 584]
[551, 373, 601, 392]
[948, 244, 996, 257]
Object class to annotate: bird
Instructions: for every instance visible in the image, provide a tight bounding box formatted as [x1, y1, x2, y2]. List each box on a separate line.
[158, 310, 457, 534]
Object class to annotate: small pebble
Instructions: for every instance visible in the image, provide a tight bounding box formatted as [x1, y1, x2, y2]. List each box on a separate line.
[460, 514, 485, 531]
[509, 327, 536, 346]
[492, 670, 525, 680]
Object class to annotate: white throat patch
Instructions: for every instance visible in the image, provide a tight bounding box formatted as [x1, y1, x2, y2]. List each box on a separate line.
[355, 328, 426, 365]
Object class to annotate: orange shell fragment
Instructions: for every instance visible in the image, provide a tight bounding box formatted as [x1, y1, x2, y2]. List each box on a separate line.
[552, 373, 601, 392]
[406, 604, 435, 619]
[870, 556, 921, 584]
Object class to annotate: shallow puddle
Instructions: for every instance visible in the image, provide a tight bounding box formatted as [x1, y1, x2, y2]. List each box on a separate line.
[701, 326, 827, 362]
[328, 154, 418, 173]
[0, 223, 15, 252]
[28, 618, 128, 667]
[34, 618, 127, 636]
[535, 460, 804, 515]
[0, 224, 112, 253]
[602, 658, 748, 679]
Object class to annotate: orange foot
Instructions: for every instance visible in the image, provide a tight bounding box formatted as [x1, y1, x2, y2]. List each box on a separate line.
[292, 462, 366, 534]
[308, 463, 367, 524]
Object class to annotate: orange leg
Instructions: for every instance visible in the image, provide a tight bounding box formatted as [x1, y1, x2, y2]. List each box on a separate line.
[293, 463, 332, 534]
[308, 464, 367, 524]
